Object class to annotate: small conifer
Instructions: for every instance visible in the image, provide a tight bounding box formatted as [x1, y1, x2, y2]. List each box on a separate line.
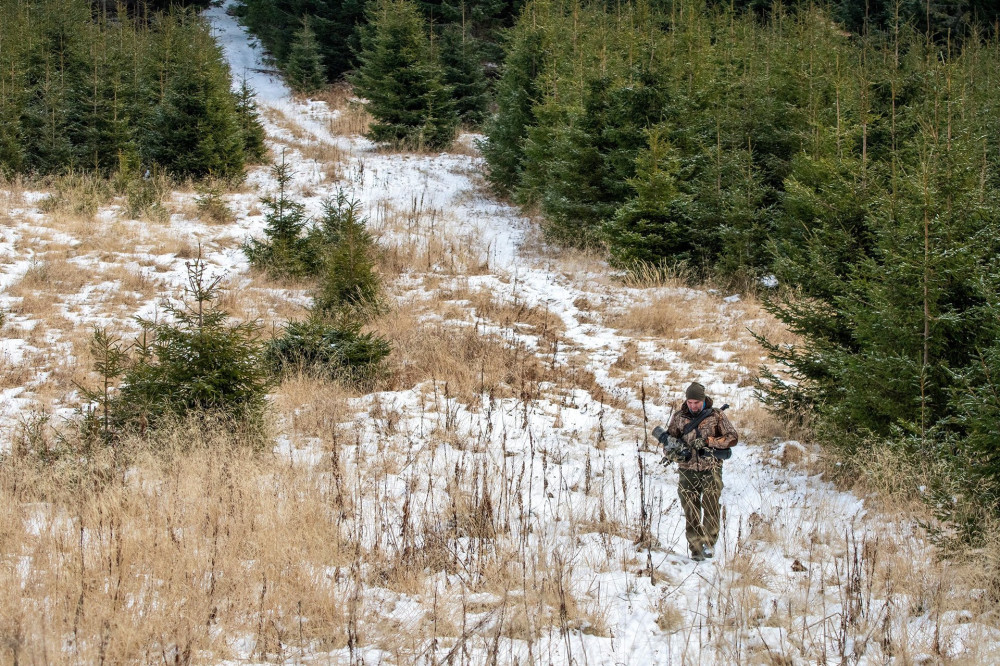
[351, 0, 458, 149]
[285, 18, 327, 94]
[235, 78, 268, 162]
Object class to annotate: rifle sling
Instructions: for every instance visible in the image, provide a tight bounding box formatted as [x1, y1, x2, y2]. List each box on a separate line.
[681, 409, 714, 437]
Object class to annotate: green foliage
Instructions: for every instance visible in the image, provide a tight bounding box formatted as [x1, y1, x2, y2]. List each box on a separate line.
[0, 0, 263, 179]
[147, 13, 246, 180]
[603, 130, 695, 267]
[234, 0, 517, 106]
[523, 73, 668, 245]
[266, 316, 390, 385]
[479, 23, 544, 193]
[243, 156, 317, 278]
[235, 78, 269, 163]
[952, 344, 1000, 519]
[747, 24, 1000, 531]
[82, 257, 272, 446]
[285, 18, 327, 94]
[235, 0, 366, 82]
[351, 0, 458, 149]
[311, 194, 382, 317]
[243, 172, 383, 326]
[439, 25, 490, 126]
[242, 185, 389, 384]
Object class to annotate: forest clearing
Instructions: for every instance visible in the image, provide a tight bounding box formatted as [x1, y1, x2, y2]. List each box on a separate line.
[1, 0, 999, 663]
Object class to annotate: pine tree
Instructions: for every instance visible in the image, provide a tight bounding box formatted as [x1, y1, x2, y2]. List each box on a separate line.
[351, 0, 458, 150]
[311, 194, 381, 317]
[235, 0, 366, 82]
[524, 73, 668, 246]
[285, 18, 326, 94]
[114, 256, 272, 440]
[147, 15, 245, 179]
[0, 1, 28, 172]
[20, 0, 89, 172]
[479, 23, 544, 193]
[235, 77, 268, 163]
[603, 129, 697, 268]
[266, 316, 390, 385]
[243, 155, 316, 278]
[74, 16, 141, 173]
[438, 24, 489, 126]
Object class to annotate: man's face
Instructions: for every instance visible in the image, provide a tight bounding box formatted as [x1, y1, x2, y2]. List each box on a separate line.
[686, 398, 705, 413]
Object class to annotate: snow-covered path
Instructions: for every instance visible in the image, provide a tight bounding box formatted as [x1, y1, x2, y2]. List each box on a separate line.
[199, 4, 1000, 663]
[0, 4, 993, 663]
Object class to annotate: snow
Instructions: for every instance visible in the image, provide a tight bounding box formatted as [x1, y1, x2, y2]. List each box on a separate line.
[0, 1, 993, 663]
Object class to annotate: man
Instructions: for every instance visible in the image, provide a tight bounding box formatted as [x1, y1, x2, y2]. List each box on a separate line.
[664, 382, 738, 561]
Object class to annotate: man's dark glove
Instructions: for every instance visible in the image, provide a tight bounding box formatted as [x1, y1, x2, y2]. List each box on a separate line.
[690, 437, 709, 457]
[653, 426, 689, 464]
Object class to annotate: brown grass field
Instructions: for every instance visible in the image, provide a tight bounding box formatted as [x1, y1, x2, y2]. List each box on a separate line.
[0, 86, 998, 664]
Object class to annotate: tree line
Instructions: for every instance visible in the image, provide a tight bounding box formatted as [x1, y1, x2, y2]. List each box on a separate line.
[480, 0, 1000, 536]
[234, 0, 522, 99]
[0, 0, 266, 180]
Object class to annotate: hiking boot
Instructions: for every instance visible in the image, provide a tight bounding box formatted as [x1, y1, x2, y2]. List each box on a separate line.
[702, 543, 715, 559]
[690, 547, 705, 561]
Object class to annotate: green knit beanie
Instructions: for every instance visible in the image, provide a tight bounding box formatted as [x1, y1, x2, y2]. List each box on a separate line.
[685, 382, 706, 401]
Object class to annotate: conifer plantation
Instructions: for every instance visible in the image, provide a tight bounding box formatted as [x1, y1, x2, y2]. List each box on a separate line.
[234, 0, 516, 128]
[351, 0, 459, 149]
[481, 0, 1000, 537]
[0, 0, 263, 179]
[6, 0, 1000, 660]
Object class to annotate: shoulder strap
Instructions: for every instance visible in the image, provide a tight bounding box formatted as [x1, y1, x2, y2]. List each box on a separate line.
[681, 403, 729, 436]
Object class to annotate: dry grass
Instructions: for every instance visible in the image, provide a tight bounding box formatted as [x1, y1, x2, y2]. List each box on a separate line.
[467, 287, 566, 343]
[372, 304, 550, 404]
[372, 200, 495, 278]
[312, 84, 373, 137]
[0, 428, 355, 663]
[0, 404, 616, 664]
[448, 133, 482, 157]
[608, 291, 692, 339]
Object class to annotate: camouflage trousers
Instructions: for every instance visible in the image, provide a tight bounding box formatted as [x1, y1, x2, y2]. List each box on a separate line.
[678, 467, 723, 553]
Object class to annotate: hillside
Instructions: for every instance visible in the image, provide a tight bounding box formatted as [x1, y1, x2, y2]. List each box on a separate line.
[0, 2, 997, 662]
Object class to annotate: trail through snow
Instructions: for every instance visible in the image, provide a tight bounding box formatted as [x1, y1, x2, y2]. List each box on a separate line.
[200, 4, 1000, 663]
[0, 3, 992, 663]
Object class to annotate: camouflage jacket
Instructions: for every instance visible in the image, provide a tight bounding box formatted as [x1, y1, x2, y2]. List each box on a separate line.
[666, 397, 739, 472]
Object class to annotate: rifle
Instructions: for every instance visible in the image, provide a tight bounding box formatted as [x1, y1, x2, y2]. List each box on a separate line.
[651, 403, 730, 464]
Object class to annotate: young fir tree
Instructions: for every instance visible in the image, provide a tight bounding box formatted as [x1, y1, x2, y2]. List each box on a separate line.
[147, 14, 246, 179]
[351, 0, 458, 150]
[74, 16, 143, 173]
[235, 77, 268, 163]
[20, 0, 89, 173]
[243, 155, 316, 278]
[603, 129, 697, 268]
[0, 1, 28, 172]
[523, 74, 668, 246]
[438, 24, 489, 127]
[310, 194, 382, 317]
[235, 0, 366, 81]
[285, 18, 327, 94]
[114, 256, 272, 443]
[266, 316, 391, 385]
[757, 31, 1000, 455]
[479, 23, 544, 193]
